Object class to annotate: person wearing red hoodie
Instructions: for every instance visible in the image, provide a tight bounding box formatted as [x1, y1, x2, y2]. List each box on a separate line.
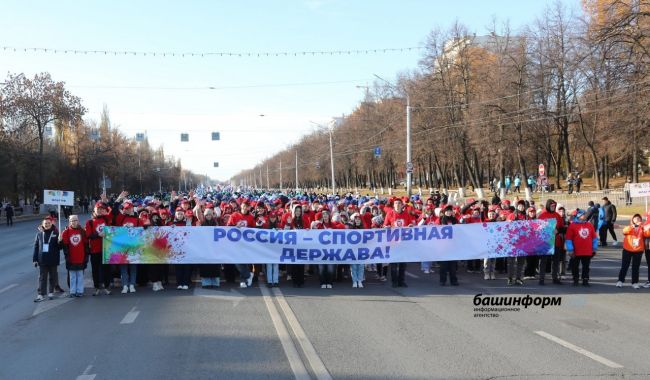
[60, 215, 89, 297]
[172, 207, 200, 290]
[227, 201, 257, 288]
[85, 202, 112, 296]
[383, 198, 414, 288]
[643, 212, 650, 288]
[114, 200, 140, 294]
[538, 199, 566, 285]
[418, 205, 438, 275]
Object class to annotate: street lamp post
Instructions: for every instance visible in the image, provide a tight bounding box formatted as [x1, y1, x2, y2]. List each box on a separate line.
[310, 120, 336, 195]
[374, 74, 412, 197]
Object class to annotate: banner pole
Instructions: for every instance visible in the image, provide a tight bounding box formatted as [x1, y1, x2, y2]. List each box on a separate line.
[58, 204, 61, 232]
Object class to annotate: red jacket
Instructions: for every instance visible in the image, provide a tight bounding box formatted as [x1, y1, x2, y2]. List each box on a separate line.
[383, 209, 415, 227]
[85, 216, 111, 254]
[61, 226, 88, 268]
[565, 221, 597, 256]
[114, 213, 140, 227]
[227, 212, 256, 227]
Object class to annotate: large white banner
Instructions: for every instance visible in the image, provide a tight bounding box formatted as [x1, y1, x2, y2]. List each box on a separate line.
[103, 219, 556, 264]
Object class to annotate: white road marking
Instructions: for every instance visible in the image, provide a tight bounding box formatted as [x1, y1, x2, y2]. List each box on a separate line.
[0, 283, 18, 294]
[405, 271, 420, 279]
[534, 331, 623, 369]
[193, 287, 245, 307]
[32, 296, 73, 317]
[260, 286, 310, 380]
[76, 365, 96, 380]
[273, 288, 333, 380]
[120, 306, 140, 324]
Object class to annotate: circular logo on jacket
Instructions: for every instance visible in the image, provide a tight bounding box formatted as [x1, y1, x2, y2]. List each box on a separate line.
[236, 220, 248, 228]
[579, 227, 589, 239]
[394, 219, 404, 227]
[96, 223, 105, 234]
[70, 234, 82, 246]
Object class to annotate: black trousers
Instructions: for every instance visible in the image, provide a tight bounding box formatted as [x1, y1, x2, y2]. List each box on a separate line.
[540, 247, 565, 281]
[439, 261, 457, 284]
[38, 265, 57, 295]
[618, 250, 642, 284]
[524, 255, 538, 277]
[390, 263, 406, 285]
[571, 255, 591, 281]
[291, 264, 305, 286]
[175, 265, 194, 286]
[90, 253, 111, 289]
[598, 222, 617, 245]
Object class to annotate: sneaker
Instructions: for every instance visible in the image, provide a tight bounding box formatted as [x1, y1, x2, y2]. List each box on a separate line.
[69, 293, 77, 298]
[240, 282, 247, 288]
[129, 285, 136, 293]
[490, 273, 496, 280]
[34, 295, 45, 302]
[177, 285, 183, 290]
[246, 272, 254, 287]
[152, 283, 161, 292]
[380, 276, 387, 282]
[507, 278, 514, 286]
[616, 281, 623, 288]
[632, 283, 640, 289]
[122, 286, 129, 294]
[484, 273, 490, 280]
[358, 281, 364, 288]
[423, 269, 430, 274]
[352, 282, 358, 288]
[267, 283, 273, 288]
[643, 281, 650, 289]
[103, 288, 111, 295]
[47, 293, 54, 300]
[75, 293, 83, 297]
[515, 279, 524, 286]
[93, 289, 101, 296]
[326, 284, 332, 289]
[182, 285, 189, 290]
[286, 275, 292, 281]
[321, 284, 327, 289]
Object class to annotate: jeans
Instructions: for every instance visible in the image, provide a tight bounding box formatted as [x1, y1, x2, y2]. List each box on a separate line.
[390, 263, 406, 285]
[439, 261, 457, 284]
[266, 264, 279, 284]
[318, 264, 335, 285]
[120, 264, 137, 286]
[200, 277, 221, 287]
[618, 250, 642, 284]
[507, 256, 525, 280]
[69, 270, 84, 294]
[237, 264, 251, 283]
[38, 265, 57, 295]
[483, 258, 495, 275]
[571, 255, 592, 281]
[350, 264, 364, 283]
[420, 262, 431, 271]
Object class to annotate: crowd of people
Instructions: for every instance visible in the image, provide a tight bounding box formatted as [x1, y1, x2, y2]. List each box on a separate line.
[31, 188, 650, 302]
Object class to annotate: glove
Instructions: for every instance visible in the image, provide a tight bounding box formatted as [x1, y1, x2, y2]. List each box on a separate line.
[33, 261, 39, 268]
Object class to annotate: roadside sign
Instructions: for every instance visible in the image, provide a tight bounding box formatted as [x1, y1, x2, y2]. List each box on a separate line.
[374, 147, 381, 158]
[100, 177, 112, 190]
[630, 182, 650, 198]
[406, 162, 413, 174]
[136, 133, 145, 142]
[538, 164, 545, 176]
[181, 133, 189, 142]
[212, 132, 220, 141]
[213, 162, 219, 168]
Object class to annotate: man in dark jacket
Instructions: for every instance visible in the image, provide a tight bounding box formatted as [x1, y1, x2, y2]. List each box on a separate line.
[5, 203, 14, 226]
[33, 217, 61, 302]
[584, 201, 600, 232]
[599, 197, 618, 246]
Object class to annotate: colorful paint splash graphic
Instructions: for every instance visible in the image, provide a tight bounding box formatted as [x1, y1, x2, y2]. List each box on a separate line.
[103, 226, 190, 264]
[481, 219, 556, 257]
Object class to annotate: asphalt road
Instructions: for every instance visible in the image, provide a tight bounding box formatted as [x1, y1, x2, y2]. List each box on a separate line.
[1, 216, 649, 380]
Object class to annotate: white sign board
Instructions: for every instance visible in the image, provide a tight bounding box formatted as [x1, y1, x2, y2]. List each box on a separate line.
[629, 182, 650, 198]
[44, 190, 75, 206]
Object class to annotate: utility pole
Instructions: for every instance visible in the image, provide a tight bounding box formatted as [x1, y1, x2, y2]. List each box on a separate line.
[266, 165, 270, 189]
[280, 161, 283, 191]
[328, 126, 336, 195]
[295, 151, 299, 192]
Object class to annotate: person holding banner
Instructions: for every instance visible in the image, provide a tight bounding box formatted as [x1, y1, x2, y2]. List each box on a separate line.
[483, 206, 499, 280]
[227, 201, 256, 288]
[149, 208, 171, 291]
[85, 202, 112, 296]
[113, 200, 140, 294]
[199, 208, 221, 288]
[282, 204, 310, 288]
[311, 209, 337, 289]
[438, 206, 459, 286]
[349, 213, 366, 288]
[264, 210, 282, 288]
[33, 217, 61, 302]
[538, 199, 566, 285]
[172, 207, 200, 290]
[384, 198, 414, 288]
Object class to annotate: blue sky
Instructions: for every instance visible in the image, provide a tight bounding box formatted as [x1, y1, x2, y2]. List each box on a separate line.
[1, 0, 581, 181]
